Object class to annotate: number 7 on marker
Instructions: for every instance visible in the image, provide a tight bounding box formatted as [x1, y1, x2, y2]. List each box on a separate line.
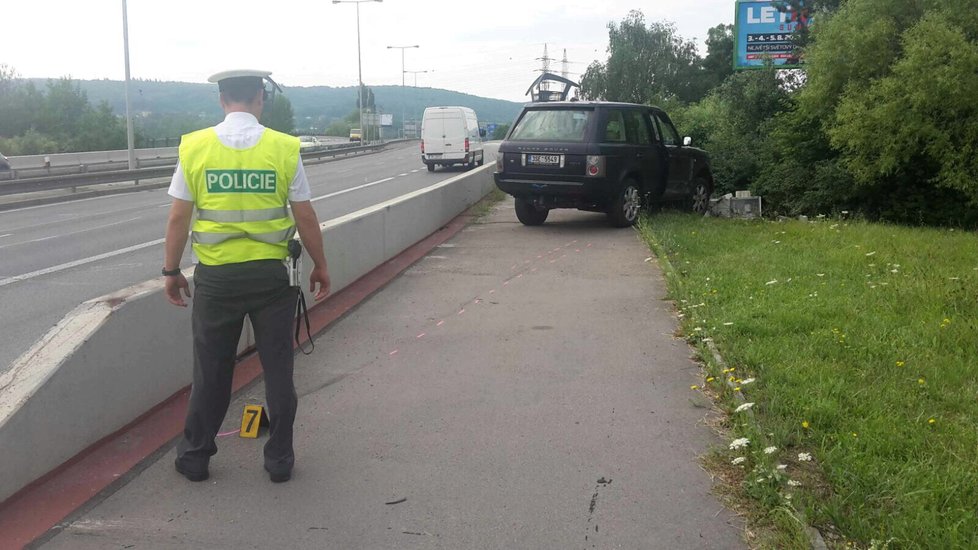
[240, 404, 263, 438]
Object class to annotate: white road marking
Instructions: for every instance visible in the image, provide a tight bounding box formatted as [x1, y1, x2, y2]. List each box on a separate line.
[0, 188, 166, 215]
[0, 217, 142, 250]
[411, 169, 420, 173]
[0, 238, 165, 288]
[310, 177, 394, 203]
[398, 173, 408, 177]
[0, 234, 11, 239]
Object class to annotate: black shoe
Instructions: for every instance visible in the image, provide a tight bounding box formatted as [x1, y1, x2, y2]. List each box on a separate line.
[175, 459, 209, 482]
[265, 465, 291, 483]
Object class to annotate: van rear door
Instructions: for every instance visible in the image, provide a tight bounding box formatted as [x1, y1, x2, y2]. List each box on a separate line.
[423, 109, 466, 156]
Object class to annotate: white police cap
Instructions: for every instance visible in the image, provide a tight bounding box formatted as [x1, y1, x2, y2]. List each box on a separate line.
[207, 69, 272, 83]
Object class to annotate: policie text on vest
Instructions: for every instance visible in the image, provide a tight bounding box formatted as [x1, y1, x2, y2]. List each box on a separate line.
[205, 170, 277, 194]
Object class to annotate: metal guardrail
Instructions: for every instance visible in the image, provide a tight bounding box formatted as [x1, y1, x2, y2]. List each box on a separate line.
[0, 141, 412, 197]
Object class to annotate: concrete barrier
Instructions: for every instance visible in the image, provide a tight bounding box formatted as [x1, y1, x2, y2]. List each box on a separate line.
[9, 147, 178, 170]
[0, 165, 495, 502]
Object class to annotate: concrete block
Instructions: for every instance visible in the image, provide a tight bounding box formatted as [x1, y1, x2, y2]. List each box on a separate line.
[709, 195, 763, 219]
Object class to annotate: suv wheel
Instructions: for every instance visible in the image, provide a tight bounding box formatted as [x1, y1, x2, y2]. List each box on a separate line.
[515, 198, 549, 226]
[608, 181, 641, 227]
[688, 176, 712, 214]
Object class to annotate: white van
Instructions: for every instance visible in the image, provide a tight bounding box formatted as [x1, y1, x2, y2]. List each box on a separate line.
[421, 106, 485, 171]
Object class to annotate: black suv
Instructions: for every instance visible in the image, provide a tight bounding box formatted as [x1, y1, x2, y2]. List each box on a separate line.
[494, 102, 713, 227]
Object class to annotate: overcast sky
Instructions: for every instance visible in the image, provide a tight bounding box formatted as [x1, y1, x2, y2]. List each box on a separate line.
[2, 0, 734, 103]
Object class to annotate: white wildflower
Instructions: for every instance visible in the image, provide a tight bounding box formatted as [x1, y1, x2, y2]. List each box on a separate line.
[740, 378, 756, 385]
[787, 479, 802, 487]
[816, 273, 825, 277]
[729, 438, 750, 450]
[734, 402, 755, 413]
[764, 446, 778, 455]
[731, 456, 747, 465]
[765, 279, 778, 285]
[776, 464, 787, 471]
[797, 452, 813, 462]
[866, 251, 876, 256]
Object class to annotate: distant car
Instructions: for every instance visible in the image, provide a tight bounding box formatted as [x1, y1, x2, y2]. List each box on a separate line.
[349, 128, 362, 143]
[494, 101, 713, 227]
[0, 152, 9, 171]
[298, 136, 321, 150]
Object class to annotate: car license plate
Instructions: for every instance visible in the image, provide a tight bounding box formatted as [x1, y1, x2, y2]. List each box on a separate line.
[427, 153, 443, 157]
[527, 154, 561, 166]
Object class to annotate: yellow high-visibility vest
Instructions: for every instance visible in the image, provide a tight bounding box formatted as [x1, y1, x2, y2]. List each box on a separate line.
[179, 127, 299, 266]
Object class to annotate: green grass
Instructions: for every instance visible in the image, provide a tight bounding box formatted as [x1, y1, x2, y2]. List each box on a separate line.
[638, 213, 978, 549]
[471, 188, 507, 221]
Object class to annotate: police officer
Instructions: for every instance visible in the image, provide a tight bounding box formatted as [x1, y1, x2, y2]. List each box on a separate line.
[162, 69, 330, 483]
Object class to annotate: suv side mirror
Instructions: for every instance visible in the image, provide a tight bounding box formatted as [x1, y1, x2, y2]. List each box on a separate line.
[479, 129, 487, 138]
[683, 136, 692, 147]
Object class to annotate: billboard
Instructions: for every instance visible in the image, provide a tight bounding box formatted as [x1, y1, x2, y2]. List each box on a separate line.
[365, 113, 394, 127]
[734, 0, 810, 70]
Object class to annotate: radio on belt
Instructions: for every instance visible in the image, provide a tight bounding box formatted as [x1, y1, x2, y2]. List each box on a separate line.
[286, 239, 302, 287]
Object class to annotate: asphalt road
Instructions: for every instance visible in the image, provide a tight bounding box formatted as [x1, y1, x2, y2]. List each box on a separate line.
[0, 142, 497, 373]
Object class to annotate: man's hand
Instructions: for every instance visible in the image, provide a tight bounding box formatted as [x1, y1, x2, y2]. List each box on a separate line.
[309, 266, 331, 301]
[165, 274, 191, 307]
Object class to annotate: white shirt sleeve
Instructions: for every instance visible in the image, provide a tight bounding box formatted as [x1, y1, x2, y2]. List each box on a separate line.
[167, 161, 194, 201]
[288, 158, 312, 201]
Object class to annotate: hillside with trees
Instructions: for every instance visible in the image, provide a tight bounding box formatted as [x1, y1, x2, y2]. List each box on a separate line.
[64, 79, 522, 139]
[0, 67, 523, 154]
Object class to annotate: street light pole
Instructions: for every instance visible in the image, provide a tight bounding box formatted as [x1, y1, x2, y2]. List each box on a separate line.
[333, 0, 382, 144]
[405, 70, 430, 87]
[387, 45, 419, 138]
[121, 0, 135, 170]
[386, 45, 419, 87]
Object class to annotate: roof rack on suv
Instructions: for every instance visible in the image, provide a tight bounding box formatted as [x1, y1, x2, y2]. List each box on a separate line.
[526, 72, 580, 103]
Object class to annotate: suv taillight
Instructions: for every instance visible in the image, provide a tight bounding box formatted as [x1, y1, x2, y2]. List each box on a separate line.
[464, 138, 470, 152]
[495, 153, 504, 171]
[586, 155, 605, 177]
[421, 140, 425, 154]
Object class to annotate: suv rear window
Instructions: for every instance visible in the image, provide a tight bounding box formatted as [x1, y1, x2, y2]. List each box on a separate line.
[509, 109, 591, 142]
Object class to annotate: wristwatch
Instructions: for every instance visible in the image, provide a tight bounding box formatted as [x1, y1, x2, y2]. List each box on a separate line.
[161, 267, 182, 277]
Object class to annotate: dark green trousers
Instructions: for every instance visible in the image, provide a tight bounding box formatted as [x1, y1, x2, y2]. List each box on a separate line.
[176, 260, 298, 474]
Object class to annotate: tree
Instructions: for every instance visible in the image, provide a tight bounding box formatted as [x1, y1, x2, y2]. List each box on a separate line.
[580, 11, 704, 104]
[744, 0, 978, 225]
[699, 24, 735, 93]
[260, 94, 296, 135]
[829, 13, 978, 205]
[674, 69, 794, 195]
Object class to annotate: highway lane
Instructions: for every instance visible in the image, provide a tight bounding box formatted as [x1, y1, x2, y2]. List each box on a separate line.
[0, 141, 498, 373]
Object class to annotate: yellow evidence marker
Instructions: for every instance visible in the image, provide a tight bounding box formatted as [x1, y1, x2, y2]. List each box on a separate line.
[240, 404, 264, 438]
